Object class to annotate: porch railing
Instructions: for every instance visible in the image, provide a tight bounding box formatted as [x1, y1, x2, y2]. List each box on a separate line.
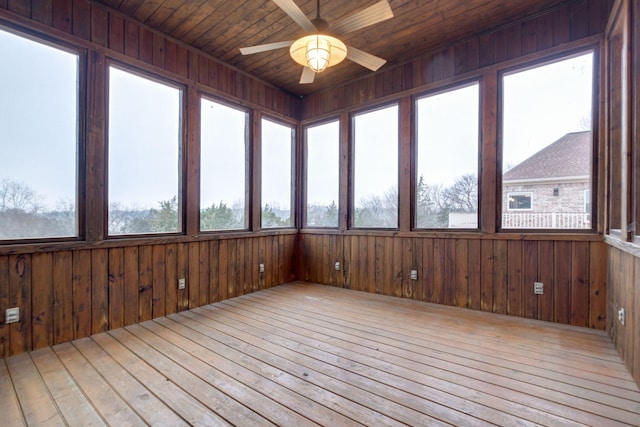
[501, 212, 591, 229]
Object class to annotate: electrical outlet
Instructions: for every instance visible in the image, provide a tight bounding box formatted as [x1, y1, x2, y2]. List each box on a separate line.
[5, 307, 19, 324]
[618, 308, 625, 326]
[259, 263, 265, 273]
[178, 278, 186, 290]
[335, 261, 341, 271]
[410, 270, 418, 280]
[534, 281, 544, 295]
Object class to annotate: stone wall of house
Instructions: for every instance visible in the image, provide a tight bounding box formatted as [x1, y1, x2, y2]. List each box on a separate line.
[503, 181, 589, 213]
[502, 181, 590, 228]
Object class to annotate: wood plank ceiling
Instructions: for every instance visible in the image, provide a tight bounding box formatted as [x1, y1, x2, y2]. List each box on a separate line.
[95, 0, 572, 96]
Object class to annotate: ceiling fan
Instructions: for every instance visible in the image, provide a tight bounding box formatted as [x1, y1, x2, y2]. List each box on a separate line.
[239, 0, 394, 84]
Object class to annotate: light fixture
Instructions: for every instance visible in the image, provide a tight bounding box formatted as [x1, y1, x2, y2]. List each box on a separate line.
[239, 0, 393, 84]
[290, 34, 347, 72]
[288, 0, 348, 73]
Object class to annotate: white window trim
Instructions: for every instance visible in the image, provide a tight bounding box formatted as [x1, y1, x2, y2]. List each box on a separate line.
[507, 191, 533, 211]
[583, 189, 591, 214]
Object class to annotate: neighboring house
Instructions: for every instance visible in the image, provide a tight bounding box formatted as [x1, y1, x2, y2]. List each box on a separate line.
[502, 131, 592, 229]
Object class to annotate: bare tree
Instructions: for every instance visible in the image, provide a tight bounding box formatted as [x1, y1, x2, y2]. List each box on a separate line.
[416, 175, 448, 227]
[0, 179, 43, 212]
[355, 187, 398, 228]
[416, 173, 477, 228]
[579, 115, 592, 131]
[108, 202, 131, 234]
[444, 174, 478, 212]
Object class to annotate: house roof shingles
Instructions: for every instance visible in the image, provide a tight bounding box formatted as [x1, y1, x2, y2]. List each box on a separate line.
[503, 131, 591, 181]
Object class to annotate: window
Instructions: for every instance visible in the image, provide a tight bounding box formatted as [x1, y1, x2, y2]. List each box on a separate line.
[261, 118, 294, 228]
[108, 66, 183, 235]
[607, 27, 624, 233]
[304, 120, 339, 228]
[0, 29, 80, 240]
[501, 52, 594, 230]
[352, 105, 399, 228]
[200, 98, 248, 231]
[415, 83, 479, 229]
[605, 8, 636, 240]
[508, 193, 533, 210]
[584, 189, 591, 214]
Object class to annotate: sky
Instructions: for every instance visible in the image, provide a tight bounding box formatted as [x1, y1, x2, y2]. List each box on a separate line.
[108, 66, 181, 209]
[0, 29, 78, 210]
[200, 98, 247, 210]
[353, 105, 399, 205]
[306, 120, 340, 206]
[1, 26, 593, 213]
[261, 118, 293, 210]
[503, 52, 593, 169]
[416, 83, 479, 187]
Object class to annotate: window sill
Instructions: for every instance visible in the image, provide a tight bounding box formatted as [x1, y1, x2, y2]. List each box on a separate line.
[604, 235, 640, 258]
[299, 228, 603, 241]
[0, 229, 299, 256]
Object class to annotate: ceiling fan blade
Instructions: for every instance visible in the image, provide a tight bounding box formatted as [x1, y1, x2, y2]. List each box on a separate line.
[239, 40, 294, 55]
[300, 66, 315, 84]
[346, 46, 387, 71]
[272, 0, 317, 32]
[331, 0, 394, 35]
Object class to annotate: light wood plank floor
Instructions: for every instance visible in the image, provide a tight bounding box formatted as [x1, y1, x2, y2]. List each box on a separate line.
[1, 282, 639, 426]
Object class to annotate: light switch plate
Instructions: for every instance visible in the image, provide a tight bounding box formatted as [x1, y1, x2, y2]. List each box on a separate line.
[6, 307, 19, 324]
[534, 282, 544, 295]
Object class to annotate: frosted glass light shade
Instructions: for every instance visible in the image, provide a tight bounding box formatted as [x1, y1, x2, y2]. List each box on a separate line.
[290, 34, 347, 72]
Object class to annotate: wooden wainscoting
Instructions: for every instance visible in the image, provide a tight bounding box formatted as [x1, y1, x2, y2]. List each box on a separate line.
[1, 283, 638, 426]
[0, 235, 296, 359]
[607, 243, 640, 385]
[297, 234, 607, 330]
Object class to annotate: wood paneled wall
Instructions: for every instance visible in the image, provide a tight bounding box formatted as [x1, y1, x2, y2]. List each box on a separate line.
[302, 0, 613, 119]
[0, 235, 296, 358]
[603, 0, 640, 386]
[0, 0, 300, 118]
[0, 0, 622, 366]
[295, 0, 613, 346]
[0, 0, 301, 359]
[297, 234, 607, 329]
[607, 244, 640, 384]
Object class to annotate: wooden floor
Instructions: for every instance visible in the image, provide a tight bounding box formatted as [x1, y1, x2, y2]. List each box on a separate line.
[1, 282, 639, 426]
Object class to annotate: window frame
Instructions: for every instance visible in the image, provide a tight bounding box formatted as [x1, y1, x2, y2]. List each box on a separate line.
[260, 115, 296, 229]
[412, 80, 481, 231]
[105, 61, 187, 238]
[498, 48, 599, 233]
[507, 192, 533, 211]
[605, 1, 639, 243]
[607, 17, 626, 237]
[0, 22, 609, 249]
[350, 102, 400, 230]
[199, 94, 251, 233]
[302, 116, 341, 229]
[0, 24, 86, 244]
